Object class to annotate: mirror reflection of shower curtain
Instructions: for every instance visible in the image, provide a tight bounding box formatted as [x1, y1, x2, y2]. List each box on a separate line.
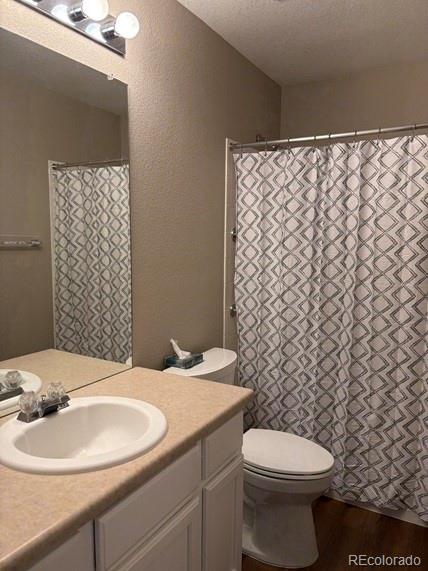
[52, 164, 131, 364]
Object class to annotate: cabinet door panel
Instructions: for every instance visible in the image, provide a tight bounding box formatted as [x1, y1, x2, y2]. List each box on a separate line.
[30, 523, 94, 571]
[117, 497, 201, 571]
[97, 444, 201, 570]
[203, 456, 243, 571]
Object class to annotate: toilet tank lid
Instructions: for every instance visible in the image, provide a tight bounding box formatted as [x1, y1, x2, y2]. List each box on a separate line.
[243, 429, 334, 476]
[163, 348, 237, 376]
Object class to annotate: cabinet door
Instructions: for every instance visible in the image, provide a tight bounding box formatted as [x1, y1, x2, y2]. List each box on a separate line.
[115, 497, 201, 571]
[96, 444, 201, 570]
[203, 455, 243, 571]
[30, 522, 94, 571]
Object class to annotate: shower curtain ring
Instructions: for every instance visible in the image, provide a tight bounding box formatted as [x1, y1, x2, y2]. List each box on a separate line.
[412, 124, 417, 140]
[264, 137, 268, 156]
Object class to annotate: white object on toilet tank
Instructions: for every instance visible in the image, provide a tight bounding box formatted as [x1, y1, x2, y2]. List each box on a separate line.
[163, 347, 237, 384]
[169, 338, 190, 359]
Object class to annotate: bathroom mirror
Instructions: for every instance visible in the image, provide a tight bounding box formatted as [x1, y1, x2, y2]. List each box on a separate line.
[0, 29, 132, 417]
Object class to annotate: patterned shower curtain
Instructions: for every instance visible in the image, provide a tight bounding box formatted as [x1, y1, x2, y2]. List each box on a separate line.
[52, 164, 131, 364]
[233, 135, 427, 522]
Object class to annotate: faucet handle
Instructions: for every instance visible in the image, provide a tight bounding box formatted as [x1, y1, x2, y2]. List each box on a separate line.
[19, 391, 39, 422]
[47, 382, 66, 400]
[4, 370, 24, 390]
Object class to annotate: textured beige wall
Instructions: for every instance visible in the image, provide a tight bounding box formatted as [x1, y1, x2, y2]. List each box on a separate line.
[281, 61, 428, 137]
[0, 69, 122, 360]
[0, 0, 281, 368]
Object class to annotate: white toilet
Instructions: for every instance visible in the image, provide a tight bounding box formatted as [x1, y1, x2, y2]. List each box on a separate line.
[243, 429, 334, 568]
[164, 348, 334, 568]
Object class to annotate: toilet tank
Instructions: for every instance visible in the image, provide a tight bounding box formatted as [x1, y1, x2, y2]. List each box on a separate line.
[163, 348, 237, 384]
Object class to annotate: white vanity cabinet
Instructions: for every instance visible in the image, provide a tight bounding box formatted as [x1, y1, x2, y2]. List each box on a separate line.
[28, 413, 243, 571]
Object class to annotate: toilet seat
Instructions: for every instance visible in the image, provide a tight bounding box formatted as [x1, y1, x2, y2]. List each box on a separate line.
[243, 428, 334, 480]
[244, 461, 333, 481]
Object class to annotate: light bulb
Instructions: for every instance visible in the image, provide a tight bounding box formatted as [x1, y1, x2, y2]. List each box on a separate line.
[51, 4, 71, 23]
[86, 22, 105, 41]
[114, 11, 140, 39]
[82, 0, 109, 21]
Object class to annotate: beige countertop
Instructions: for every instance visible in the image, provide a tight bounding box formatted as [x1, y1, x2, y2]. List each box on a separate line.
[0, 367, 252, 571]
[0, 349, 129, 417]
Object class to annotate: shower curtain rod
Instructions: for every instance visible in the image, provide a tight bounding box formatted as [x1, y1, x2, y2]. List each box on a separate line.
[229, 122, 428, 151]
[51, 158, 129, 170]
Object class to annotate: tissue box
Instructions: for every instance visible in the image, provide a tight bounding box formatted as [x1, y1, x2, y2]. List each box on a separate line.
[164, 353, 204, 369]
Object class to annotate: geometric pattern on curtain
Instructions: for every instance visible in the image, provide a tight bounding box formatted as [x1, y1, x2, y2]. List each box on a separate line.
[52, 164, 131, 364]
[233, 136, 428, 522]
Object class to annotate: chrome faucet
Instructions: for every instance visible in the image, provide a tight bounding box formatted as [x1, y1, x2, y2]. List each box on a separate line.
[18, 382, 70, 423]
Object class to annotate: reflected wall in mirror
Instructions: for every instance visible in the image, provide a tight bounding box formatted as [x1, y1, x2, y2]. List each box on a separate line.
[0, 29, 132, 417]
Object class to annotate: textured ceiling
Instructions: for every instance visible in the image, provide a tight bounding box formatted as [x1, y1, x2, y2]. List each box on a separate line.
[177, 0, 428, 85]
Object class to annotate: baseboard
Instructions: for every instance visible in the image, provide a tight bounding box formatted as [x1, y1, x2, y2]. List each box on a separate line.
[325, 491, 428, 528]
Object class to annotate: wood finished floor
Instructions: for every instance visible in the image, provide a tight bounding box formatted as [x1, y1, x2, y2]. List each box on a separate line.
[242, 497, 428, 571]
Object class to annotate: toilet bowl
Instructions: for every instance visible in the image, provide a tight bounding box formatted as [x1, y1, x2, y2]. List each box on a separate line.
[243, 429, 334, 568]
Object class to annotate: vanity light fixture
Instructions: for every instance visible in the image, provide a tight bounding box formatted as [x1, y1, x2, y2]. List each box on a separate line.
[15, 0, 140, 55]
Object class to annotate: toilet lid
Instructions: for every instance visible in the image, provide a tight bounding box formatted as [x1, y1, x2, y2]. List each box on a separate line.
[243, 429, 334, 476]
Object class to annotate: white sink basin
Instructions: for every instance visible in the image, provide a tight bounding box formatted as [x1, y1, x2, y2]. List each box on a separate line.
[0, 396, 168, 474]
